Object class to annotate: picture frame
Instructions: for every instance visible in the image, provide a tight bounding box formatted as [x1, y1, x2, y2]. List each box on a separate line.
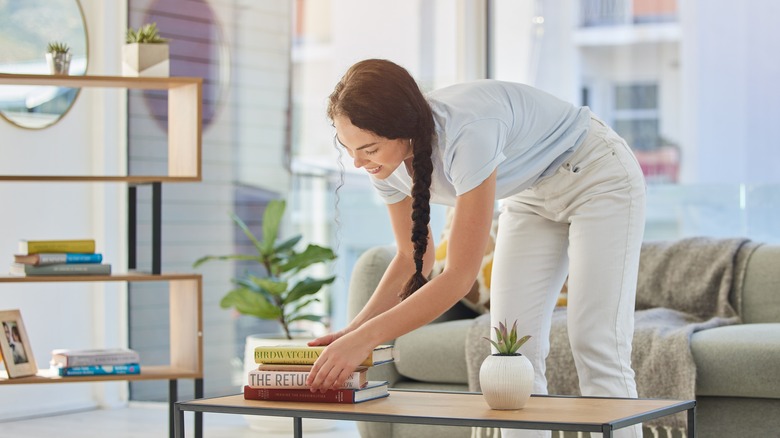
[0, 309, 37, 378]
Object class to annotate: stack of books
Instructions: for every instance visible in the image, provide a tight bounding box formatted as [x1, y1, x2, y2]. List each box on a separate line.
[50, 348, 141, 377]
[9, 239, 111, 277]
[244, 344, 394, 403]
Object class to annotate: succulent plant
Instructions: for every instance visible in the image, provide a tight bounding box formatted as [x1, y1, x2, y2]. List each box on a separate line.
[46, 41, 70, 54]
[484, 319, 531, 356]
[126, 22, 168, 44]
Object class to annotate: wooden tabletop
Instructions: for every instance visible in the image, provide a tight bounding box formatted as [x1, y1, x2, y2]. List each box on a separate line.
[178, 389, 694, 432]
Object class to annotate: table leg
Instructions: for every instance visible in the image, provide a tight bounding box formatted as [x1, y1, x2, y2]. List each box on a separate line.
[687, 406, 696, 437]
[293, 417, 303, 438]
[602, 425, 612, 438]
[173, 403, 185, 438]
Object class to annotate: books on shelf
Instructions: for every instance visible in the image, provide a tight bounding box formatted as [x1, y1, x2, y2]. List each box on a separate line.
[51, 348, 140, 367]
[9, 238, 110, 277]
[248, 364, 368, 389]
[243, 380, 389, 404]
[18, 239, 96, 255]
[254, 344, 395, 367]
[14, 253, 103, 266]
[53, 363, 141, 377]
[9, 262, 111, 277]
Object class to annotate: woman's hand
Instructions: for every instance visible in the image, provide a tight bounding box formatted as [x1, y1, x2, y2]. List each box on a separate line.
[305, 331, 374, 392]
[307, 328, 348, 347]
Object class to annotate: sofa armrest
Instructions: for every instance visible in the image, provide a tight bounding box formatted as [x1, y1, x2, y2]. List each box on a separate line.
[691, 323, 780, 399]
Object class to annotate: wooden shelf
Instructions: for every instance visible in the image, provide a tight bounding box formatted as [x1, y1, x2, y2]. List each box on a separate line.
[0, 74, 202, 181]
[1, 73, 204, 437]
[0, 272, 201, 283]
[0, 275, 203, 382]
[0, 366, 201, 385]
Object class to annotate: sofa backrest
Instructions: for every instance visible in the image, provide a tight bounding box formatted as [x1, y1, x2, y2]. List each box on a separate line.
[740, 244, 780, 324]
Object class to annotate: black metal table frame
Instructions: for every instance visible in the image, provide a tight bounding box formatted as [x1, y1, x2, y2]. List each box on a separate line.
[173, 390, 696, 438]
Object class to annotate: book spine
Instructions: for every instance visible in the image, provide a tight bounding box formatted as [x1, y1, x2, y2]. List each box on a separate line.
[254, 347, 323, 365]
[20, 240, 96, 255]
[247, 369, 363, 389]
[54, 353, 141, 367]
[23, 263, 111, 276]
[57, 364, 141, 376]
[37, 253, 103, 265]
[243, 385, 353, 403]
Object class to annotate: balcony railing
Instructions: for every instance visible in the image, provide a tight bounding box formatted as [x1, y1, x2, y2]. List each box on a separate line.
[581, 0, 677, 27]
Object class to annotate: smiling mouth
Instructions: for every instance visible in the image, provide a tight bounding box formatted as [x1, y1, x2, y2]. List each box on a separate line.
[366, 166, 382, 175]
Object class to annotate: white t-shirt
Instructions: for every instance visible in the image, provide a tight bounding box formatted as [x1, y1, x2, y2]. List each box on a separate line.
[371, 80, 591, 206]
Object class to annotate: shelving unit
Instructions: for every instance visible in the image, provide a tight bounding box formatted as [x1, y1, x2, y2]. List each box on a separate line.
[0, 74, 204, 438]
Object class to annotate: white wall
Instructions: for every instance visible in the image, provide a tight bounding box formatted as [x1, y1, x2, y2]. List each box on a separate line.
[0, 0, 127, 419]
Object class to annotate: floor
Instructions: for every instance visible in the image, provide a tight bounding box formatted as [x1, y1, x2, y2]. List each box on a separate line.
[0, 402, 361, 438]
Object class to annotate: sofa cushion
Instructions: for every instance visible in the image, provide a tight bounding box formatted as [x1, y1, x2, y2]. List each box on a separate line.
[691, 323, 780, 398]
[394, 318, 472, 384]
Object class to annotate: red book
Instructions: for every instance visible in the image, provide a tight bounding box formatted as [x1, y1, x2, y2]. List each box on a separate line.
[243, 381, 388, 404]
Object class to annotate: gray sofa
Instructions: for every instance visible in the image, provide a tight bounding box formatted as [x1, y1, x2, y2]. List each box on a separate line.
[348, 240, 780, 438]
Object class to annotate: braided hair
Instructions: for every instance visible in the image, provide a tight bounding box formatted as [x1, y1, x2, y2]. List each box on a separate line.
[327, 59, 434, 301]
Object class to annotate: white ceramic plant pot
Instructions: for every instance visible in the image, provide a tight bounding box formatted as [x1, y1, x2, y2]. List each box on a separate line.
[479, 353, 534, 410]
[45, 52, 72, 75]
[242, 332, 337, 432]
[122, 43, 169, 77]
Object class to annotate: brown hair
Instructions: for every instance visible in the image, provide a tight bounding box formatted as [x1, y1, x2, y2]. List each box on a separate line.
[327, 59, 434, 300]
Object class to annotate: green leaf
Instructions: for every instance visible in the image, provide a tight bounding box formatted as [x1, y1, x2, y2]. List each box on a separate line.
[220, 288, 281, 320]
[251, 277, 288, 296]
[233, 275, 274, 303]
[261, 200, 286, 255]
[274, 235, 303, 254]
[288, 314, 324, 323]
[192, 254, 260, 268]
[229, 213, 264, 256]
[278, 244, 337, 274]
[284, 276, 336, 304]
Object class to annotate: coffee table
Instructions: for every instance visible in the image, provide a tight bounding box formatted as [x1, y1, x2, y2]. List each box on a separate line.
[174, 389, 695, 438]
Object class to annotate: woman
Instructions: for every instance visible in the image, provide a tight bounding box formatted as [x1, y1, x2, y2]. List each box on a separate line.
[306, 59, 645, 438]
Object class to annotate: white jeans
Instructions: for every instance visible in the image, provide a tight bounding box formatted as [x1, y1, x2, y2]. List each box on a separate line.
[492, 117, 646, 438]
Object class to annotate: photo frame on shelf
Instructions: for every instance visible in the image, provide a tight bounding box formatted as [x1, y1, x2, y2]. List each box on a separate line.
[0, 309, 37, 378]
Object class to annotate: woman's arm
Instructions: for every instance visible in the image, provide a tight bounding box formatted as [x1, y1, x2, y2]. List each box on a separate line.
[307, 196, 434, 346]
[346, 196, 436, 330]
[306, 170, 497, 390]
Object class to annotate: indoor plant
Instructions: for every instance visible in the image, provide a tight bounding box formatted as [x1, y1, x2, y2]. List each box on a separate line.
[193, 199, 337, 340]
[45, 41, 72, 75]
[193, 199, 337, 432]
[122, 22, 170, 77]
[479, 319, 534, 409]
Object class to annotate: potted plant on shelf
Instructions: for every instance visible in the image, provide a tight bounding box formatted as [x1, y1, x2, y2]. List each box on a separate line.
[45, 41, 72, 75]
[479, 319, 534, 409]
[122, 22, 170, 77]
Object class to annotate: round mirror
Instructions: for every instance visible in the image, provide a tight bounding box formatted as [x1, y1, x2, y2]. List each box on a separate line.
[0, 0, 89, 129]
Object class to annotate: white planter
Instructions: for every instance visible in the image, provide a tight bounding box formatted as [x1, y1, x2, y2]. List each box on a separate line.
[479, 354, 534, 410]
[242, 332, 337, 432]
[45, 52, 72, 75]
[122, 43, 169, 77]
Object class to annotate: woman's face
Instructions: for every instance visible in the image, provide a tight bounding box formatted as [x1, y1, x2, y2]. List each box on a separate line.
[333, 115, 412, 180]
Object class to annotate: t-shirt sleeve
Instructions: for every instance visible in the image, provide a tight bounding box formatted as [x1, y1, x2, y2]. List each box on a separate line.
[370, 175, 408, 204]
[444, 118, 508, 196]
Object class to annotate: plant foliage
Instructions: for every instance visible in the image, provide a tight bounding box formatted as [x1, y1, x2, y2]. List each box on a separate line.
[126, 22, 168, 44]
[193, 200, 337, 339]
[484, 319, 531, 356]
[46, 41, 70, 54]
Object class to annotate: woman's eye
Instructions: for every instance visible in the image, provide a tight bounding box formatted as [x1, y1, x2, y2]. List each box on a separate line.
[365, 149, 378, 156]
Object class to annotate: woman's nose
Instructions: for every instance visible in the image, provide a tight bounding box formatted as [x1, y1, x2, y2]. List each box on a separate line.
[353, 155, 366, 168]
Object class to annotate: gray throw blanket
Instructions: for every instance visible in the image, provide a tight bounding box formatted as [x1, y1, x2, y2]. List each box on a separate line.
[465, 237, 761, 432]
